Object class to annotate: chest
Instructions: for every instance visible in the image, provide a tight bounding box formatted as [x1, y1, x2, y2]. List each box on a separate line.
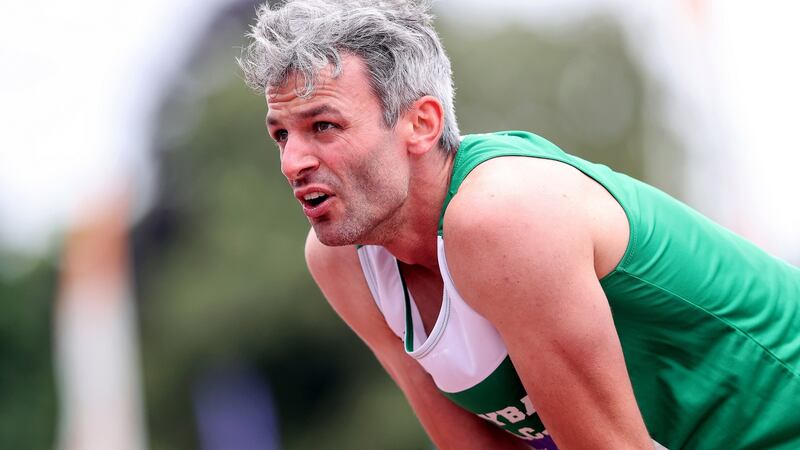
[397, 264, 443, 336]
[357, 239, 557, 447]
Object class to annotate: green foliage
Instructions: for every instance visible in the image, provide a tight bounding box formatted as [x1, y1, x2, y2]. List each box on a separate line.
[0, 262, 57, 450]
[443, 18, 647, 178]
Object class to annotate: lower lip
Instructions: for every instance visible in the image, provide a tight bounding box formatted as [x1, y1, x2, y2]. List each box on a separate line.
[302, 197, 334, 220]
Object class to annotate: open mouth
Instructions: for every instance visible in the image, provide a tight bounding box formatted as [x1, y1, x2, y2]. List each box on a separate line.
[303, 192, 330, 207]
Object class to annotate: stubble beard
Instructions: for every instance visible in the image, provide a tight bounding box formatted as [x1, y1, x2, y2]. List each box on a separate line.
[312, 150, 407, 247]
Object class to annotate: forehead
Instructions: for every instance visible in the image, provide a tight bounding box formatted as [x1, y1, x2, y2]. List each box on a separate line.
[266, 54, 377, 113]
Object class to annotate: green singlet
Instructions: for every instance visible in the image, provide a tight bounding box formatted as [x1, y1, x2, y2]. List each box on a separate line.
[444, 131, 800, 449]
[358, 131, 800, 449]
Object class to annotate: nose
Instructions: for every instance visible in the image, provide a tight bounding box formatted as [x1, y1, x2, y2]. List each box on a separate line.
[280, 136, 320, 182]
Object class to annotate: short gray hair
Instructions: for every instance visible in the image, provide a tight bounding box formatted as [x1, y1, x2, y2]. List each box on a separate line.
[240, 0, 460, 153]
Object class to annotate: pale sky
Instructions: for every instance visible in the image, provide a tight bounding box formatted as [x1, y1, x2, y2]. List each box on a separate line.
[0, 0, 237, 255]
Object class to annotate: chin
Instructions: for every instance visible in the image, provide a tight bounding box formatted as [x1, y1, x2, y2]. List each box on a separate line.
[312, 224, 362, 247]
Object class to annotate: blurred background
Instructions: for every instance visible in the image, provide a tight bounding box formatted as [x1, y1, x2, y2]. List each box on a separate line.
[1, 0, 798, 449]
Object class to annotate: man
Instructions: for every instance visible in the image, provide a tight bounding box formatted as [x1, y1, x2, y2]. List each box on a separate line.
[240, 1, 800, 448]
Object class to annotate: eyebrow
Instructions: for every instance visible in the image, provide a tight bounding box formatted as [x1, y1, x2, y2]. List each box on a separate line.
[266, 105, 343, 127]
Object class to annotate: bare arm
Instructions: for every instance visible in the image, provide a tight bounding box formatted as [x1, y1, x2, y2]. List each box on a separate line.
[443, 157, 653, 450]
[304, 231, 530, 449]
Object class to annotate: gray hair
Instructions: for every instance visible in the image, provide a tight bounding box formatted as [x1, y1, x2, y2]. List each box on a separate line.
[239, 0, 460, 153]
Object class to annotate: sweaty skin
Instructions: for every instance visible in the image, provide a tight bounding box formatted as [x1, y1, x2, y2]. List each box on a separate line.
[269, 53, 653, 449]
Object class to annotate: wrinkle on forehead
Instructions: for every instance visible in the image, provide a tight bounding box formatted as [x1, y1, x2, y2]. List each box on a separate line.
[265, 52, 355, 102]
[266, 55, 379, 119]
[266, 81, 343, 117]
[267, 54, 371, 98]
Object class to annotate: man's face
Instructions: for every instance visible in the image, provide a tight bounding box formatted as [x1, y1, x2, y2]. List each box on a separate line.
[266, 55, 409, 246]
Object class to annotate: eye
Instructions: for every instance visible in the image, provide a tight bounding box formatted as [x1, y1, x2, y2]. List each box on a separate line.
[313, 121, 337, 133]
[273, 129, 288, 142]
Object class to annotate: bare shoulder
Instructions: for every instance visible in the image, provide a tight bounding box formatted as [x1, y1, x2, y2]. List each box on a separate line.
[304, 228, 369, 313]
[444, 157, 595, 249]
[443, 156, 628, 292]
[441, 157, 650, 449]
[304, 228, 363, 289]
[304, 229, 397, 352]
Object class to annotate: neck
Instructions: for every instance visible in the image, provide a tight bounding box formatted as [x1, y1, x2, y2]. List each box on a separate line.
[376, 150, 455, 270]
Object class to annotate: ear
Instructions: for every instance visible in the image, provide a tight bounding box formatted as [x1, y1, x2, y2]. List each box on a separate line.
[403, 95, 445, 156]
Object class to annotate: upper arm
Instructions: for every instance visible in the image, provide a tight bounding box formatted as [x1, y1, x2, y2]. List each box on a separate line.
[443, 157, 651, 449]
[303, 230, 529, 449]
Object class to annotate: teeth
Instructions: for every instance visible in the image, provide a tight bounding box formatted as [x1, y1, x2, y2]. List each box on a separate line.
[303, 192, 326, 201]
